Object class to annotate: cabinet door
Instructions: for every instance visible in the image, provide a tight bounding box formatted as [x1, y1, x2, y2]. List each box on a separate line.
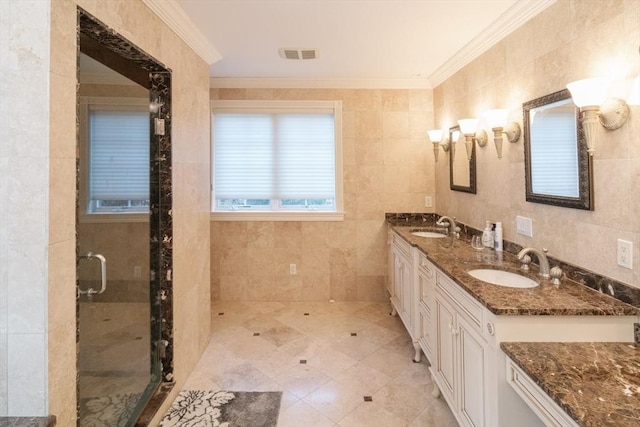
[417, 269, 433, 360]
[391, 249, 403, 308]
[399, 255, 412, 323]
[418, 309, 432, 361]
[434, 293, 457, 403]
[458, 314, 487, 427]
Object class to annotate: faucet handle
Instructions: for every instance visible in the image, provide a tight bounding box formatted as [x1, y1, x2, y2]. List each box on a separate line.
[520, 254, 531, 271]
[550, 266, 563, 285]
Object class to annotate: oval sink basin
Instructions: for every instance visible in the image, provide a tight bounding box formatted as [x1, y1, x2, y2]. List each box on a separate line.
[467, 269, 538, 288]
[411, 231, 446, 238]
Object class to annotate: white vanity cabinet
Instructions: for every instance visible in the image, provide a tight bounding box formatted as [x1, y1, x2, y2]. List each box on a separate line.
[388, 231, 414, 334]
[415, 252, 435, 362]
[388, 230, 424, 362]
[432, 270, 491, 427]
[387, 228, 637, 427]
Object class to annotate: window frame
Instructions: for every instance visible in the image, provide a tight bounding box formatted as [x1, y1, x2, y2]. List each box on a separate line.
[79, 96, 151, 223]
[210, 100, 344, 222]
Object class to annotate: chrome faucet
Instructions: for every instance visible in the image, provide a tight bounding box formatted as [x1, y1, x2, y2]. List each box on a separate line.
[436, 215, 459, 239]
[517, 247, 550, 278]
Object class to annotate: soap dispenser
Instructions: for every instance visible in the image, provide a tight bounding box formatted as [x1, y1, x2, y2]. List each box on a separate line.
[481, 221, 494, 248]
[494, 222, 503, 252]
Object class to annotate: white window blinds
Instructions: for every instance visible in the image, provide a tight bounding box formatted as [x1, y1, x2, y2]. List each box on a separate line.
[212, 101, 338, 208]
[89, 109, 150, 201]
[529, 106, 579, 197]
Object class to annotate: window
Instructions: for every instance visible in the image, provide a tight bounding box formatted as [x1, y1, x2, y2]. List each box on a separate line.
[80, 97, 150, 217]
[211, 100, 343, 221]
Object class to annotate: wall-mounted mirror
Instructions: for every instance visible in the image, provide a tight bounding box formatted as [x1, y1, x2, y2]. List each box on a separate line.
[449, 125, 476, 193]
[523, 89, 593, 210]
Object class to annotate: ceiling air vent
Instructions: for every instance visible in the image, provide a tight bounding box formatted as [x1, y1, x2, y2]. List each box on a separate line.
[279, 48, 318, 60]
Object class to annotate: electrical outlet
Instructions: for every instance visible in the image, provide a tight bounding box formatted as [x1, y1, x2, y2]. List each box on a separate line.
[133, 266, 142, 278]
[289, 264, 297, 275]
[516, 216, 533, 237]
[424, 196, 433, 208]
[617, 239, 633, 269]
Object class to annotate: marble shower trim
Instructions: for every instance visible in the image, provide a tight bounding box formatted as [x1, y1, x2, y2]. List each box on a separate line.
[385, 213, 640, 310]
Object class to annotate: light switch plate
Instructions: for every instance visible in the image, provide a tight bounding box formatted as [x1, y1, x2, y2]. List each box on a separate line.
[516, 216, 533, 237]
[617, 239, 633, 269]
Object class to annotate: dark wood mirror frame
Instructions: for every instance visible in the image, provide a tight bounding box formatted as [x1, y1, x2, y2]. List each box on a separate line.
[523, 89, 593, 210]
[449, 125, 476, 194]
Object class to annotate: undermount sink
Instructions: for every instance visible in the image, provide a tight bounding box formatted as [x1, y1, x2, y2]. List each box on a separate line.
[467, 269, 539, 288]
[411, 231, 446, 238]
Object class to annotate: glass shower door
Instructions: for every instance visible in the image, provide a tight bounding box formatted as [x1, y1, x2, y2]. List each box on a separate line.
[77, 52, 160, 426]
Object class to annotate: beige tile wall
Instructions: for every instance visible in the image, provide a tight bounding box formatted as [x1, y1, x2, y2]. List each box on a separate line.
[48, 0, 212, 425]
[434, 0, 640, 288]
[210, 88, 435, 302]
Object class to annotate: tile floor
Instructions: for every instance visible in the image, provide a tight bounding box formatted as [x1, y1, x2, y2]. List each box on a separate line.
[181, 300, 459, 426]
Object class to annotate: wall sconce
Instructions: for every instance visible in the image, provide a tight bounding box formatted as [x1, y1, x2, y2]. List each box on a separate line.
[484, 109, 521, 159]
[427, 129, 446, 162]
[566, 77, 630, 156]
[457, 118, 487, 160]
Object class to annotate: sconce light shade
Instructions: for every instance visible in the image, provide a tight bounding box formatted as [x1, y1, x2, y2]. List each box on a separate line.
[627, 76, 640, 105]
[567, 77, 630, 156]
[451, 130, 460, 143]
[566, 77, 610, 108]
[485, 109, 509, 129]
[427, 129, 447, 162]
[427, 129, 444, 143]
[458, 118, 479, 135]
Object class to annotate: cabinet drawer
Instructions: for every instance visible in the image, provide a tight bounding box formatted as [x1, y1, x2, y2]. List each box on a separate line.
[436, 271, 484, 335]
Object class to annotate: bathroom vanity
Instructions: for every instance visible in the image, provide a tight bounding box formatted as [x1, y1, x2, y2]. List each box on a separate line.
[387, 223, 639, 427]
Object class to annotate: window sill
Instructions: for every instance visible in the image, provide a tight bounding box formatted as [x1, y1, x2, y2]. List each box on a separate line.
[210, 211, 344, 222]
[79, 213, 149, 224]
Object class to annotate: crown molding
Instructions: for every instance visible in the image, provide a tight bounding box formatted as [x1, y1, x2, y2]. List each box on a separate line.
[141, 0, 222, 65]
[210, 77, 431, 89]
[428, 0, 556, 87]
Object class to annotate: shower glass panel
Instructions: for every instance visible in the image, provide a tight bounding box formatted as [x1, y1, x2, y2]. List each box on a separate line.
[77, 53, 160, 426]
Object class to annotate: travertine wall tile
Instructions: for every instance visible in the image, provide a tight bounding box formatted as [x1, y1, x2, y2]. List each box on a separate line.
[434, 0, 640, 288]
[211, 89, 434, 301]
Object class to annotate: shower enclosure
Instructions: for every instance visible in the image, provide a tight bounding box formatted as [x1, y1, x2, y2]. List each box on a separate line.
[76, 9, 173, 426]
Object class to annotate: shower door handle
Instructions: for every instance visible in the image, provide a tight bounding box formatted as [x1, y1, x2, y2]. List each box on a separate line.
[78, 252, 107, 295]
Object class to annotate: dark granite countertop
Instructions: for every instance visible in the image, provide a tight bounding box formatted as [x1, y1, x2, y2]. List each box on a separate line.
[501, 342, 640, 427]
[389, 225, 640, 316]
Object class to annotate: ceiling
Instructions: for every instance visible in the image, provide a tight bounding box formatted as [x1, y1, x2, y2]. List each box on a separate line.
[170, 0, 554, 87]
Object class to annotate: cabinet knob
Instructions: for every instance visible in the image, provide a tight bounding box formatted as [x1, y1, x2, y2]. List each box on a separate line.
[486, 322, 495, 335]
